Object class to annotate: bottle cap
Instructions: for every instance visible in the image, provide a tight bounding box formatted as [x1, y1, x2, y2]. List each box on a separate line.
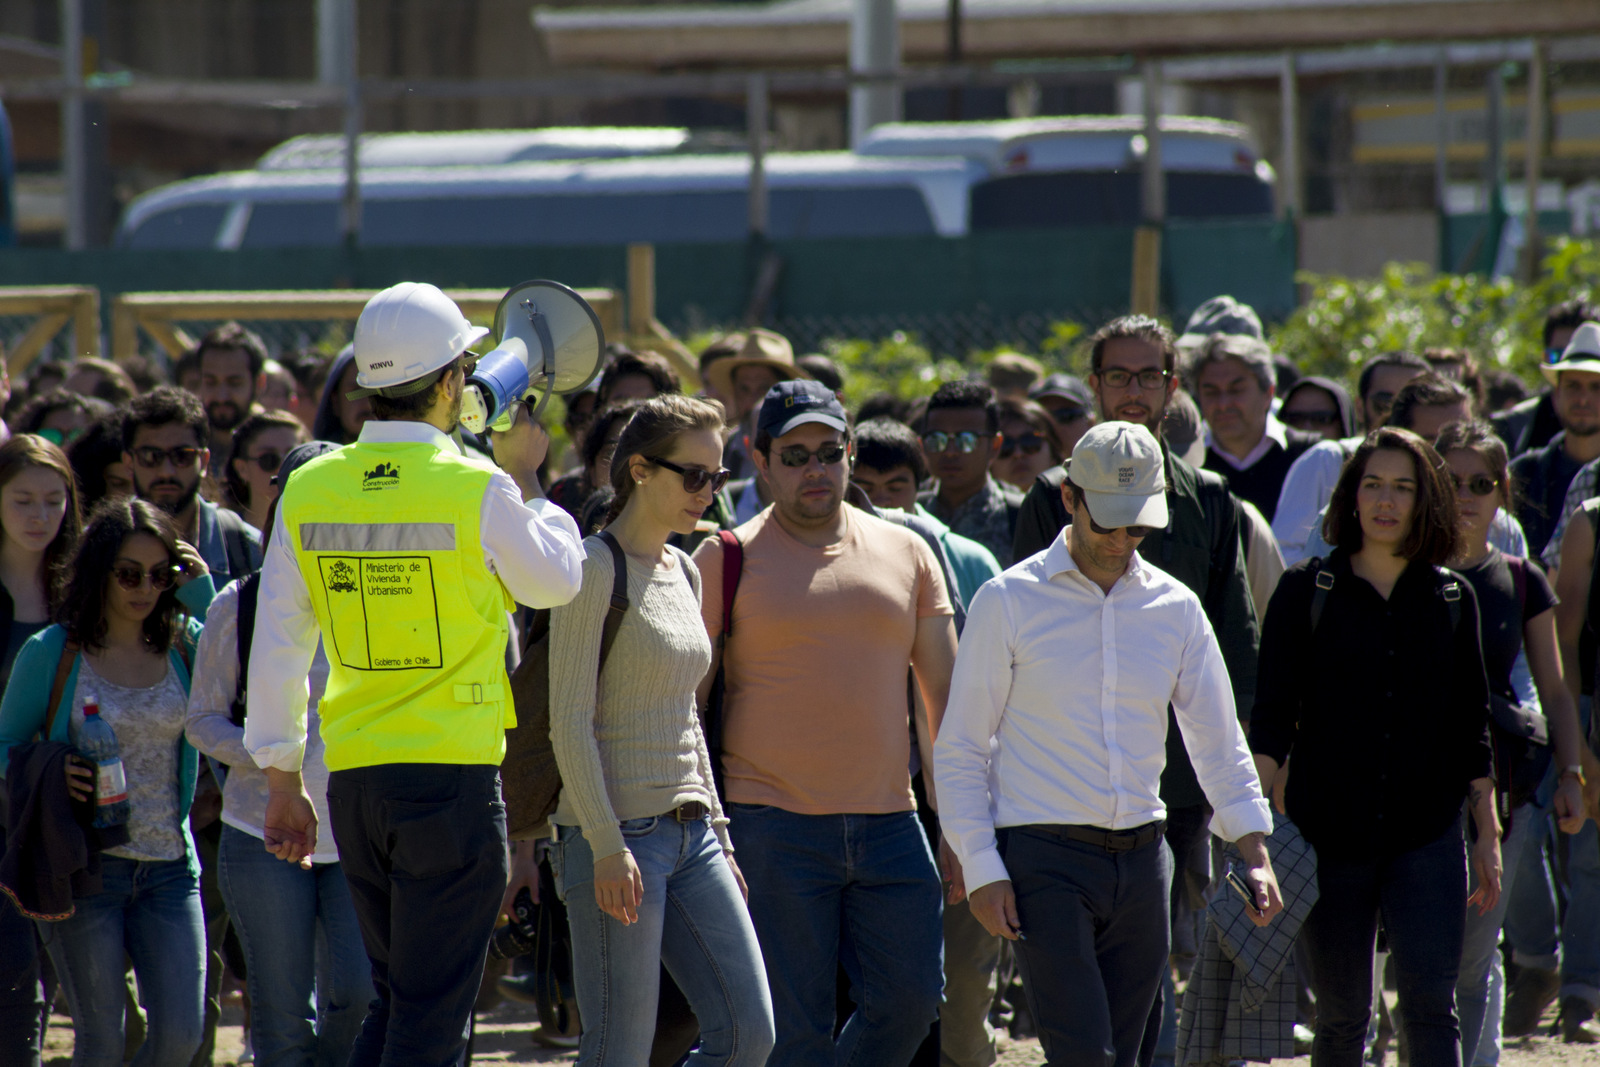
[84, 703, 100, 717]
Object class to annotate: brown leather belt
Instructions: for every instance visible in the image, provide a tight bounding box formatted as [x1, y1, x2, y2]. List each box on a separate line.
[1035, 820, 1165, 852]
[672, 802, 709, 823]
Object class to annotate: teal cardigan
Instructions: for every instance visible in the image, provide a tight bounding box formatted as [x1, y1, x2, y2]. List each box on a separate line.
[0, 578, 214, 873]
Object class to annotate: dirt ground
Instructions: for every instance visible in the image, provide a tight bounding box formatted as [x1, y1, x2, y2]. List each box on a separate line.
[41, 994, 1597, 1066]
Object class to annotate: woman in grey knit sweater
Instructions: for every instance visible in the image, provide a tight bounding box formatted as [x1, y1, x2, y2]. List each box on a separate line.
[548, 394, 774, 1066]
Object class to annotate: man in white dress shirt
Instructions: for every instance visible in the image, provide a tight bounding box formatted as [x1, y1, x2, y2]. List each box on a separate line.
[934, 421, 1282, 1067]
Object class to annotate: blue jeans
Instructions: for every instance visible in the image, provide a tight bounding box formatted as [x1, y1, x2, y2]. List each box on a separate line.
[1561, 819, 1600, 1008]
[552, 815, 774, 1066]
[1302, 820, 1467, 1067]
[327, 763, 509, 1067]
[728, 804, 943, 1067]
[1457, 803, 1536, 1062]
[216, 824, 375, 1067]
[36, 856, 205, 1067]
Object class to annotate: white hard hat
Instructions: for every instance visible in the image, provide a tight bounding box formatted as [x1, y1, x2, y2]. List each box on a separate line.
[349, 282, 489, 399]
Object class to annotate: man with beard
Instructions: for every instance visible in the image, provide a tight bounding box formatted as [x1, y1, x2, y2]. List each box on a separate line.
[122, 385, 263, 588]
[1010, 316, 1258, 1066]
[1517, 322, 1600, 565]
[194, 323, 269, 477]
[245, 282, 585, 1066]
[692, 380, 959, 1067]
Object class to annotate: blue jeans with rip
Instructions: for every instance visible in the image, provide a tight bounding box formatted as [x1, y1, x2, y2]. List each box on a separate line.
[727, 804, 944, 1067]
[552, 814, 773, 1066]
[216, 824, 375, 1067]
[36, 855, 205, 1067]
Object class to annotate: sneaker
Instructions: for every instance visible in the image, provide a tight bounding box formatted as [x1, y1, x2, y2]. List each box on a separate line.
[1504, 966, 1560, 1037]
[237, 1034, 255, 1064]
[529, 1024, 581, 1050]
[1560, 998, 1600, 1044]
[1293, 1024, 1315, 1056]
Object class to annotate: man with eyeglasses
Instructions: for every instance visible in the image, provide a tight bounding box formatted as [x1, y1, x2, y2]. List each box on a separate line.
[1492, 299, 1600, 460]
[918, 380, 1025, 567]
[692, 379, 959, 1067]
[122, 385, 262, 590]
[1186, 333, 1320, 523]
[193, 322, 270, 478]
[938, 420, 1281, 1067]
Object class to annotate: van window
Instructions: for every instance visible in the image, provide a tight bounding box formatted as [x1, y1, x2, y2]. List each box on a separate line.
[770, 188, 934, 238]
[121, 204, 228, 249]
[970, 170, 1271, 229]
[242, 202, 340, 247]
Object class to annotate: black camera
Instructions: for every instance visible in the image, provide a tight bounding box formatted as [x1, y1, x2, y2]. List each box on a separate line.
[488, 886, 539, 960]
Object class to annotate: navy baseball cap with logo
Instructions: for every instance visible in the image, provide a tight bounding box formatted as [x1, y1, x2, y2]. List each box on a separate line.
[757, 379, 849, 440]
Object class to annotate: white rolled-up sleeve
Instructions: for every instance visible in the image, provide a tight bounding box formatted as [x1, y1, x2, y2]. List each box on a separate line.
[1170, 604, 1273, 843]
[481, 472, 586, 609]
[933, 583, 1015, 894]
[245, 515, 321, 772]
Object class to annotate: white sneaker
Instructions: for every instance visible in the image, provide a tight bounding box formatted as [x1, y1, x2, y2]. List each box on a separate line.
[237, 1033, 255, 1064]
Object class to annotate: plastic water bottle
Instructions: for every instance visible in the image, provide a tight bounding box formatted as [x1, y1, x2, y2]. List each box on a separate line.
[77, 703, 130, 829]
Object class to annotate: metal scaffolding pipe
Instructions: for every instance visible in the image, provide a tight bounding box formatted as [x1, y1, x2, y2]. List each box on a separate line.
[849, 0, 901, 147]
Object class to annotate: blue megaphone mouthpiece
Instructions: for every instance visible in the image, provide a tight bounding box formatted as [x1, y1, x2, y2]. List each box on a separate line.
[461, 337, 531, 433]
[458, 280, 607, 434]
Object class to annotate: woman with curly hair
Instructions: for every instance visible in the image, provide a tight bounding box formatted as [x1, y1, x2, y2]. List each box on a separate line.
[0, 498, 215, 1067]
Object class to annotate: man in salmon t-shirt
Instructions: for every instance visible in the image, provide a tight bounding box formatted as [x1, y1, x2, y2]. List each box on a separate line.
[694, 379, 959, 1067]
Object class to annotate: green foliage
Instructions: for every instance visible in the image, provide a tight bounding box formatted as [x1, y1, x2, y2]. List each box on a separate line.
[1270, 237, 1600, 388]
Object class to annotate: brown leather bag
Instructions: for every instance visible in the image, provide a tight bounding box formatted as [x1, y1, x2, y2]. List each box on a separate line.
[502, 530, 629, 840]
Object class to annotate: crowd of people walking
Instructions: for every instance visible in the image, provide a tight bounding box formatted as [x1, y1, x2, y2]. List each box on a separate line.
[0, 283, 1598, 1067]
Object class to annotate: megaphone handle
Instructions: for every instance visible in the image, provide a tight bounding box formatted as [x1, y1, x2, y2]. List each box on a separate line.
[524, 374, 556, 424]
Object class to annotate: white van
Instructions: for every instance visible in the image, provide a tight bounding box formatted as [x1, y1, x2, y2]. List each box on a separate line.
[116, 152, 979, 249]
[857, 116, 1276, 225]
[115, 116, 1273, 249]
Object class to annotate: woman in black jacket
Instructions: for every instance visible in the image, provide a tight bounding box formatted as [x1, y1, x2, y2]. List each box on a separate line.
[1251, 426, 1499, 1067]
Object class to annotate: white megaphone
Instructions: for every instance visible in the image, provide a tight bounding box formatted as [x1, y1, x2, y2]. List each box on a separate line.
[459, 279, 606, 435]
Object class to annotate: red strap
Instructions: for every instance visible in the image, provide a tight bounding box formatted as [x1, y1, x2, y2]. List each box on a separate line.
[718, 529, 743, 639]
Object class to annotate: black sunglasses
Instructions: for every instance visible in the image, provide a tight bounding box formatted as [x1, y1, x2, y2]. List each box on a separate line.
[1451, 473, 1499, 497]
[998, 433, 1047, 460]
[245, 450, 284, 474]
[131, 445, 203, 470]
[1079, 498, 1159, 539]
[1046, 406, 1087, 424]
[111, 562, 179, 591]
[921, 431, 982, 455]
[650, 457, 732, 494]
[777, 443, 848, 468]
[1282, 410, 1341, 431]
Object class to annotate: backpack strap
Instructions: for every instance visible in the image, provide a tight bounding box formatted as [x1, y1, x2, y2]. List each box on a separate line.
[231, 573, 263, 727]
[593, 530, 631, 669]
[717, 529, 744, 640]
[43, 638, 82, 741]
[1308, 558, 1335, 636]
[1434, 567, 1463, 635]
[1510, 553, 1528, 619]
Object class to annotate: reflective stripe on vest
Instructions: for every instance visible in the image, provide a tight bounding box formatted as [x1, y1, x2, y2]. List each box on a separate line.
[283, 441, 515, 771]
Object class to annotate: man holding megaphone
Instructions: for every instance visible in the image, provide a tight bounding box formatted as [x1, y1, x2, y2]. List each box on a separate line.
[242, 281, 588, 1066]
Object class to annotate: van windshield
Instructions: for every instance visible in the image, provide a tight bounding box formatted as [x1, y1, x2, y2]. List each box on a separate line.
[971, 171, 1271, 229]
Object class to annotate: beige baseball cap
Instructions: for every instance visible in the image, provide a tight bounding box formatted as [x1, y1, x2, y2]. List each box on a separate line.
[1065, 420, 1168, 530]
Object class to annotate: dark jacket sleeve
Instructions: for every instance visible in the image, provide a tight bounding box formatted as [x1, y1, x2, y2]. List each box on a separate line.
[1013, 467, 1069, 562]
[1206, 488, 1261, 719]
[1249, 565, 1312, 765]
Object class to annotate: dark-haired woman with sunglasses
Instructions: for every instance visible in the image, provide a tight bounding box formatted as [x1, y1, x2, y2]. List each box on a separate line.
[536, 393, 773, 1066]
[223, 411, 307, 533]
[991, 397, 1064, 493]
[1435, 421, 1588, 1064]
[0, 498, 215, 1067]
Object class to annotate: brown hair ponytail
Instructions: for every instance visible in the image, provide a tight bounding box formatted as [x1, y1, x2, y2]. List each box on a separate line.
[605, 395, 726, 524]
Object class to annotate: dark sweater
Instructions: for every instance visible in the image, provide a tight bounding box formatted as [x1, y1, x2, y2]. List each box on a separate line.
[1202, 426, 1321, 523]
[1249, 552, 1493, 860]
[1, 742, 123, 920]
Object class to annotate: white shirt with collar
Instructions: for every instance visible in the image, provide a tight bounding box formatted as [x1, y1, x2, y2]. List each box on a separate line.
[1206, 414, 1288, 472]
[246, 420, 585, 772]
[933, 532, 1273, 895]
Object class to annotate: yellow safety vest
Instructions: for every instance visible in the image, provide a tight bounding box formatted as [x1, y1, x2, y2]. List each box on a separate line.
[282, 440, 515, 771]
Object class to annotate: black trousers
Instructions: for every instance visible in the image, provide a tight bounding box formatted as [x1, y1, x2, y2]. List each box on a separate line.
[1301, 818, 1467, 1067]
[328, 763, 509, 1067]
[999, 825, 1173, 1067]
